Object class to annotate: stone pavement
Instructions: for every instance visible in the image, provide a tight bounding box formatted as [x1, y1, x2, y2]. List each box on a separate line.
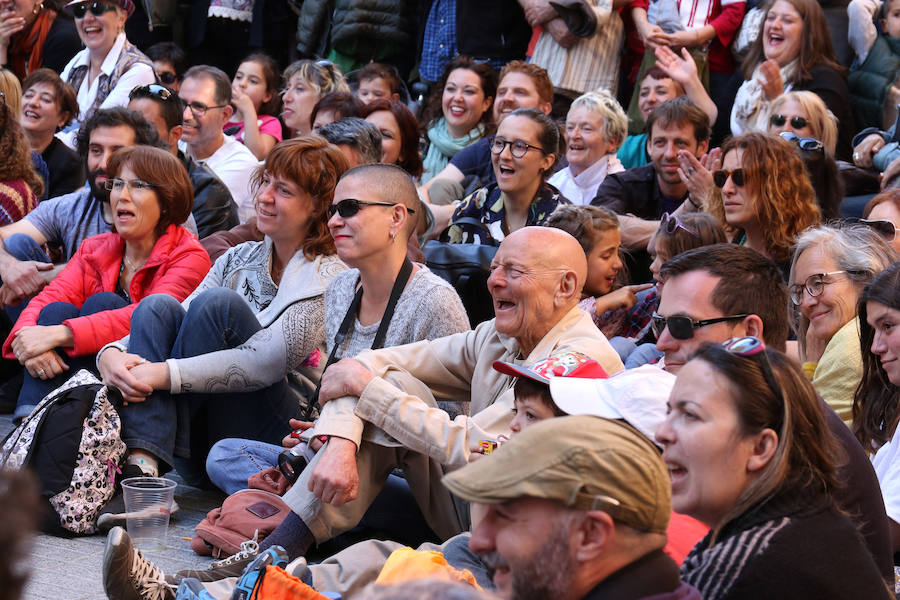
[0, 415, 225, 600]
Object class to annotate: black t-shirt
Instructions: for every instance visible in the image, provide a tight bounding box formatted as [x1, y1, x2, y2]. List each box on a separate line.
[450, 138, 495, 185]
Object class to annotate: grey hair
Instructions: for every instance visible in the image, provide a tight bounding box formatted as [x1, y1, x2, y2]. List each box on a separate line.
[789, 223, 899, 357]
[568, 89, 629, 151]
[317, 117, 382, 165]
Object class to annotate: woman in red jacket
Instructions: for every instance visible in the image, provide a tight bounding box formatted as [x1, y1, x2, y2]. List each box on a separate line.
[3, 145, 211, 421]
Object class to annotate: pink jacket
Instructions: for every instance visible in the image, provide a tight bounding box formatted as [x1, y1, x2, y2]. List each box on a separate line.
[3, 224, 210, 357]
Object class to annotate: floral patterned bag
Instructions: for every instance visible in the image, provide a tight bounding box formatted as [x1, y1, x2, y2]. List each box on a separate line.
[0, 370, 126, 535]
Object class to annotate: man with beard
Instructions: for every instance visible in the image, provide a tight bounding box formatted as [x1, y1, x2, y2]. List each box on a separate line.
[445, 415, 700, 600]
[0, 107, 192, 309]
[592, 97, 709, 252]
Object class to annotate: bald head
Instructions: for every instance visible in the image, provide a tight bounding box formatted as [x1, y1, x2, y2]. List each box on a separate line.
[341, 163, 421, 236]
[489, 227, 587, 355]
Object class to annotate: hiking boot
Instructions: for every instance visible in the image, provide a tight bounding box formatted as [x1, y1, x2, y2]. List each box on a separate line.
[167, 540, 260, 585]
[103, 526, 174, 600]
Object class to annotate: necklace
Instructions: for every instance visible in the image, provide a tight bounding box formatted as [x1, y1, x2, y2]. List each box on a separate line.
[123, 254, 147, 272]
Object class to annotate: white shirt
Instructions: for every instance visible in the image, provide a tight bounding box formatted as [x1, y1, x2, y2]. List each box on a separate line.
[184, 135, 260, 223]
[872, 426, 900, 524]
[548, 154, 624, 205]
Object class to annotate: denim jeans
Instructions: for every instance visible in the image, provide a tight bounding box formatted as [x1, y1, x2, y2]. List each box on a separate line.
[14, 292, 129, 420]
[118, 289, 297, 477]
[3, 233, 52, 324]
[207, 437, 438, 546]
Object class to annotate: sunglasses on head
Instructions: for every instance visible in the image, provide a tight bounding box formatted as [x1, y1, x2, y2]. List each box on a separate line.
[660, 212, 699, 237]
[327, 198, 416, 219]
[130, 83, 173, 102]
[67, 0, 118, 18]
[859, 218, 897, 242]
[712, 168, 744, 188]
[779, 131, 824, 152]
[651, 312, 749, 340]
[722, 336, 785, 429]
[769, 114, 808, 130]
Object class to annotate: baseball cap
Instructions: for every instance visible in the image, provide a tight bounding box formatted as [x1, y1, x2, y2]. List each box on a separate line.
[549, 364, 674, 443]
[492, 351, 609, 384]
[443, 415, 671, 534]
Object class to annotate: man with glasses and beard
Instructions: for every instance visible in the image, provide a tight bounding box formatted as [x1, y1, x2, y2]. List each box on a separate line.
[0, 106, 196, 310]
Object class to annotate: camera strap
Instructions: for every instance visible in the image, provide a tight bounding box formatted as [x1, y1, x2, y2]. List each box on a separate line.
[302, 257, 414, 419]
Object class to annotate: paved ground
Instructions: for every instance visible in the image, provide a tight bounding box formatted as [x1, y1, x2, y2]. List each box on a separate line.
[0, 415, 225, 600]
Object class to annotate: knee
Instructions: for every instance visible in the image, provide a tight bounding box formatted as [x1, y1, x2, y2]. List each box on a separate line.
[3, 234, 48, 263]
[188, 288, 244, 316]
[36, 301, 80, 326]
[134, 293, 182, 322]
[81, 292, 129, 316]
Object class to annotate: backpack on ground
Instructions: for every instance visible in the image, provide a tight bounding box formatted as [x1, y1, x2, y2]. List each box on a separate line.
[0, 369, 126, 535]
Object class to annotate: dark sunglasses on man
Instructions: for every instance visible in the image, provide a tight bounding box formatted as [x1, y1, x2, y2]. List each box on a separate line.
[651, 312, 749, 340]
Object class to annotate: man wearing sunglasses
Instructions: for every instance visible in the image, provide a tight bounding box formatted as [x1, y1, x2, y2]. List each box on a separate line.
[592, 97, 710, 254]
[177, 65, 259, 223]
[128, 83, 238, 238]
[654, 243, 894, 582]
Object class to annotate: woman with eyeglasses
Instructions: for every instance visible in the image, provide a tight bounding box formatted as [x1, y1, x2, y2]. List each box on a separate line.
[0, 0, 81, 81]
[57, 0, 154, 139]
[1, 145, 209, 421]
[419, 56, 496, 184]
[854, 264, 900, 554]
[657, 338, 890, 599]
[280, 60, 349, 138]
[96, 137, 349, 481]
[862, 190, 900, 254]
[707, 132, 820, 273]
[445, 108, 566, 245]
[548, 90, 627, 206]
[730, 0, 854, 160]
[788, 224, 897, 423]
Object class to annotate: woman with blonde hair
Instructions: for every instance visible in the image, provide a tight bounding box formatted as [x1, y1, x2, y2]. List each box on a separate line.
[549, 90, 628, 205]
[281, 59, 350, 137]
[767, 91, 838, 156]
[708, 132, 820, 272]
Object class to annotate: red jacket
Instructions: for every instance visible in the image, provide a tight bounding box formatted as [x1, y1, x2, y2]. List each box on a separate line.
[3, 224, 211, 358]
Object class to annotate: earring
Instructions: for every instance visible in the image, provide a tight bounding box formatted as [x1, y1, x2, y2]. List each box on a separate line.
[390, 231, 397, 243]
[33, 2, 43, 14]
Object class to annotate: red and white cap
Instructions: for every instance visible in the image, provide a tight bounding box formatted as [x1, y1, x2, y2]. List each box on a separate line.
[492, 351, 609, 385]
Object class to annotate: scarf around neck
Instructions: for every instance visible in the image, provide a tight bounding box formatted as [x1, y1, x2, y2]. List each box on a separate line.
[421, 117, 484, 183]
[732, 60, 799, 134]
[9, 8, 57, 81]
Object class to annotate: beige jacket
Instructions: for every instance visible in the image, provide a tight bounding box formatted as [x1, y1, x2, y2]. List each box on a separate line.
[314, 306, 624, 468]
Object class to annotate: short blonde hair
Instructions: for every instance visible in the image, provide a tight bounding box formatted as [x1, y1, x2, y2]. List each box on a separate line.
[768, 91, 838, 156]
[568, 90, 628, 151]
[0, 69, 22, 118]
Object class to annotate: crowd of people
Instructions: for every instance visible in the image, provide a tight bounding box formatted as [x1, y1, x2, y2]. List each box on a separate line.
[0, 0, 899, 598]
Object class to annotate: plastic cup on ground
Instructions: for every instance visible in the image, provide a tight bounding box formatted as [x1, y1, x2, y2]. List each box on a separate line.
[121, 477, 177, 551]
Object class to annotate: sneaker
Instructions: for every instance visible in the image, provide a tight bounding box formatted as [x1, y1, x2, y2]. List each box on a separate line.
[229, 546, 288, 600]
[168, 540, 260, 585]
[103, 526, 174, 600]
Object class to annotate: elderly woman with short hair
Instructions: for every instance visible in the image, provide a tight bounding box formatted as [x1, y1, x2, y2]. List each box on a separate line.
[789, 224, 898, 422]
[548, 90, 628, 206]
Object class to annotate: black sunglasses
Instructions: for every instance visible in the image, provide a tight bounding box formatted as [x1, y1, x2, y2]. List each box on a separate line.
[723, 336, 785, 430]
[769, 114, 808, 130]
[327, 198, 416, 219]
[157, 72, 179, 85]
[651, 312, 749, 340]
[859, 218, 897, 242]
[713, 168, 745, 188]
[68, 0, 118, 18]
[779, 131, 824, 152]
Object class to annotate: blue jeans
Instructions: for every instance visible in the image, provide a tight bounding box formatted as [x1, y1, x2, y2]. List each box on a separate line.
[14, 292, 129, 420]
[119, 289, 297, 476]
[3, 233, 52, 324]
[207, 437, 438, 545]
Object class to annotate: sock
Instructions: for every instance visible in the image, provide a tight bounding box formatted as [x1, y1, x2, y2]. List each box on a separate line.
[125, 451, 159, 477]
[258, 511, 315, 559]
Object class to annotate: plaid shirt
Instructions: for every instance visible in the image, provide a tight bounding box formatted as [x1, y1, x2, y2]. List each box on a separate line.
[580, 287, 659, 341]
[420, 0, 458, 82]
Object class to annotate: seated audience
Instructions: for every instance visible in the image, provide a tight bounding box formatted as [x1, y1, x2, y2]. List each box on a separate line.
[355, 62, 402, 104]
[281, 60, 349, 138]
[419, 56, 496, 183]
[19, 69, 83, 199]
[145, 41, 186, 92]
[3, 145, 209, 420]
[707, 132, 820, 272]
[445, 108, 565, 245]
[178, 65, 259, 223]
[0, 95, 42, 226]
[128, 83, 238, 239]
[59, 0, 155, 137]
[548, 90, 627, 206]
[658, 339, 890, 598]
[855, 264, 900, 552]
[788, 224, 897, 422]
[730, 0, 853, 160]
[226, 53, 283, 160]
[96, 137, 348, 481]
[360, 99, 424, 179]
[862, 189, 900, 253]
[310, 91, 364, 132]
[0, 0, 81, 80]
